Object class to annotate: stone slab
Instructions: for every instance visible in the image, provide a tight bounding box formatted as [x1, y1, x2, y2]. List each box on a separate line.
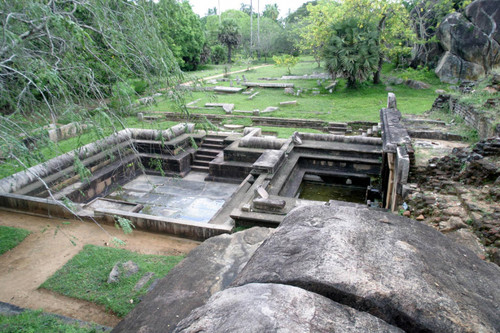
[243, 82, 294, 88]
[174, 283, 403, 333]
[213, 86, 243, 93]
[233, 205, 500, 332]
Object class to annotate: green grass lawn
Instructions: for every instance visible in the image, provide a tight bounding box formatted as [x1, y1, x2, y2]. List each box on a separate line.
[144, 61, 448, 123]
[41, 244, 184, 317]
[0, 310, 101, 333]
[0, 226, 30, 255]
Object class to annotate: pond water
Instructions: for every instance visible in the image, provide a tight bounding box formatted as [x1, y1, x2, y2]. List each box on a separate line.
[298, 181, 367, 204]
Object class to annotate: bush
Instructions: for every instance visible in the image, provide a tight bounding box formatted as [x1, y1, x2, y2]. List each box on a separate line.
[129, 79, 149, 95]
[272, 54, 299, 75]
[211, 45, 227, 64]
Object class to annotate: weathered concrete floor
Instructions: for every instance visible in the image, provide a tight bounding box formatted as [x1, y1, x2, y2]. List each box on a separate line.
[107, 173, 239, 223]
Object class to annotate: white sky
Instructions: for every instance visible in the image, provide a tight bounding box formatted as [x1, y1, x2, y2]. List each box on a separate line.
[188, 0, 308, 19]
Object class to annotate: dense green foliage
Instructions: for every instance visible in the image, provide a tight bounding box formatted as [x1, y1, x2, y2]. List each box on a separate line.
[41, 244, 184, 317]
[0, 225, 30, 255]
[0, 310, 100, 333]
[324, 18, 380, 87]
[155, 0, 205, 71]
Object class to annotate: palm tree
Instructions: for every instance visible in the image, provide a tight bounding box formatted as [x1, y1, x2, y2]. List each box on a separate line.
[217, 19, 241, 63]
[323, 18, 380, 88]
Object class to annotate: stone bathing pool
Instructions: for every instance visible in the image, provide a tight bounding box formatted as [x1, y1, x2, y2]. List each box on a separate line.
[0, 101, 412, 240]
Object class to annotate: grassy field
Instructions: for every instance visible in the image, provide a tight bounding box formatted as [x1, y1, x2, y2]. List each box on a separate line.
[0, 310, 100, 333]
[143, 61, 449, 123]
[41, 244, 183, 317]
[0, 226, 30, 255]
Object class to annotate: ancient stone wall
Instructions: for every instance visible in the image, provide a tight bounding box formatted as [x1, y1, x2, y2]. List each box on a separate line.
[432, 94, 499, 139]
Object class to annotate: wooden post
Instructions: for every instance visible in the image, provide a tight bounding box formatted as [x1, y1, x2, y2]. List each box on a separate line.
[385, 153, 395, 209]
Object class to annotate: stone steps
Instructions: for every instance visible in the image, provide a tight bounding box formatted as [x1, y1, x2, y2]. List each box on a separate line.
[191, 165, 209, 172]
[192, 135, 229, 173]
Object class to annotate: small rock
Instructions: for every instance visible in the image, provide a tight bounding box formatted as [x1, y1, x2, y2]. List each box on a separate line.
[107, 263, 121, 284]
[416, 215, 425, 221]
[405, 79, 430, 89]
[403, 211, 411, 217]
[134, 272, 155, 291]
[440, 217, 467, 233]
[379, 217, 391, 224]
[483, 86, 498, 93]
[435, 89, 447, 94]
[122, 260, 139, 277]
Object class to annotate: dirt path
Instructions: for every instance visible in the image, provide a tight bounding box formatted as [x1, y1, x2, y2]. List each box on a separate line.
[0, 210, 199, 327]
[180, 64, 272, 86]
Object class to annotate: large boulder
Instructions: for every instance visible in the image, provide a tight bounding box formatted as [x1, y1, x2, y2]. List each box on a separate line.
[435, 51, 485, 83]
[465, 0, 500, 44]
[174, 283, 403, 333]
[233, 205, 500, 332]
[111, 227, 273, 333]
[435, 1, 500, 83]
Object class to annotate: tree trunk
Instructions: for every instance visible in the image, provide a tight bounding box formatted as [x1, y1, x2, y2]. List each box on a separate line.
[373, 55, 383, 84]
[228, 45, 232, 63]
[373, 14, 387, 84]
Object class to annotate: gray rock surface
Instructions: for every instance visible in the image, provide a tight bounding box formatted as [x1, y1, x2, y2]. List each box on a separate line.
[174, 283, 403, 333]
[405, 79, 431, 90]
[107, 261, 139, 284]
[233, 205, 500, 332]
[435, 1, 500, 83]
[445, 228, 486, 258]
[133, 272, 155, 292]
[111, 227, 273, 333]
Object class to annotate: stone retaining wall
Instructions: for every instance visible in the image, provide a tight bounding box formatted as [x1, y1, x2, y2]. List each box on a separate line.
[432, 94, 499, 139]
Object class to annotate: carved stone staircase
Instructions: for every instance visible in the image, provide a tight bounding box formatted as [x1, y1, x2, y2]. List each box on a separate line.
[191, 135, 227, 172]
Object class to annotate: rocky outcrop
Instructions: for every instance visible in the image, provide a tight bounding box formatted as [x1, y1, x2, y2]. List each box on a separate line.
[232, 205, 500, 332]
[435, 0, 500, 83]
[174, 284, 403, 333]
[111, 227, 273, 333]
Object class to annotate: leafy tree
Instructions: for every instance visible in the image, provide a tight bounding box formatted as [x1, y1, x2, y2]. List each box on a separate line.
[240, 3, 252, 16]
[298, 0, 414, 80]
[155, 0, 205, 71]
[296, 1, 340, 67]
[202, 10, 248, 51]
[207, 7, 217, 16]
[284, 1, 318, 24]
[263, 4, 280, 21]
[333, 0, 415, 83]
[273, 54, 300, 75]
[323, 18, 380, 87]
[218, 19, 241, 63]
